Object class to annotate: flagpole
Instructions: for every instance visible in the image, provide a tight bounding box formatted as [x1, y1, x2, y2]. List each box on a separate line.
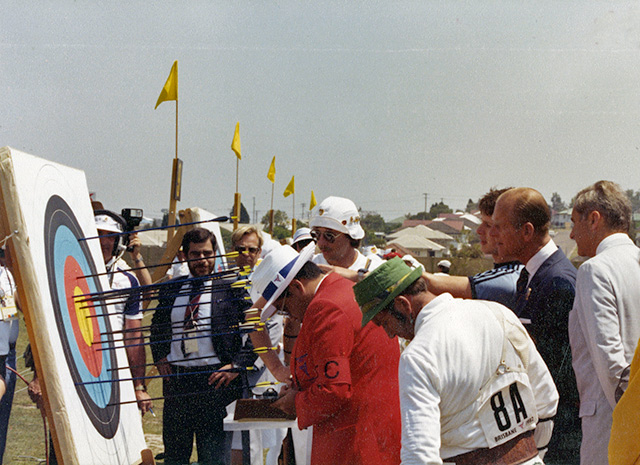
[167, 99, 179, 242]
[291, 192, 296, 237]
[234, 158, 241, 231]
[269, 183, 274, 235]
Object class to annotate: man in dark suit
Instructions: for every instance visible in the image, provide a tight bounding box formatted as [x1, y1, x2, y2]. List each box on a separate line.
[150, 228, 256, 465]
[491, 187, 580, 464]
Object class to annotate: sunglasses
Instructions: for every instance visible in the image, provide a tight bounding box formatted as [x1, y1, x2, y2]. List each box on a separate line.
[234, 246, 260, 254]
[310, 229, 343, 244]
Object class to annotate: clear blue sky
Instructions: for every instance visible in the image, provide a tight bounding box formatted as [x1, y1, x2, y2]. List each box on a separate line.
[3, 1, 640, 221]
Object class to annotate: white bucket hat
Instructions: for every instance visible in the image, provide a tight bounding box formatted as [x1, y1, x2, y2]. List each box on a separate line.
[95, 214, 124, 233]
[309, 196, 364, 240]
[292, 227, 313, 246]
[250, 243, 315, 320]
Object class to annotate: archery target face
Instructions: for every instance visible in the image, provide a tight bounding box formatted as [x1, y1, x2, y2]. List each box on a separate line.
[44, 194, 120, 438]
[0, 148, 146, 464]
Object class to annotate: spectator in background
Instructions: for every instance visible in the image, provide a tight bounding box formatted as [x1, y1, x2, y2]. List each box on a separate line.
[422, 188, 523, 310]
[291, 227, 313, 252]
[491, 187, 579, 463]
[435, 259, 451, 275]
[0, 246, 18, 464]
[568, 181, 640, 465]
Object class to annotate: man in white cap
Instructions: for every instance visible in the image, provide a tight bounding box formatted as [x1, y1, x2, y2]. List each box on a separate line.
[354, 258, 558, 464]
[250, 244, 402, 465]
[435, 259, 451, 275]
[291, 227, 313, 252]
[94, 210, 153, 414]
[309, 196, 382, 273]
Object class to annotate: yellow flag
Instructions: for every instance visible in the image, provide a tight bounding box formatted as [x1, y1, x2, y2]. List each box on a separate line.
[309, 190, 317, 210]
[283, 176, 295, 197]
[155, 61, 178, 109]
[267, 156, 276, 183]
[231, 122, 241, 160]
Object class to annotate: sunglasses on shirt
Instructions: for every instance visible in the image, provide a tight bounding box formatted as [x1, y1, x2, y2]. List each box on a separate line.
[310, 229, 343, 244]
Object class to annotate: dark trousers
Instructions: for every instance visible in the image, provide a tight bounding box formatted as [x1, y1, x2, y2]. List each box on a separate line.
[0, 347, 16, 465]
[163, 365, 240, 465]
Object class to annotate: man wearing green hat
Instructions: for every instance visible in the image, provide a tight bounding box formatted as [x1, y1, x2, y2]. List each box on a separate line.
[354, 257, 559, 465]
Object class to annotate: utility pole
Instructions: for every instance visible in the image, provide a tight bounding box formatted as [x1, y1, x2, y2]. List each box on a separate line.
[252, 196, 256, 224]
[423, 193, 428, 214]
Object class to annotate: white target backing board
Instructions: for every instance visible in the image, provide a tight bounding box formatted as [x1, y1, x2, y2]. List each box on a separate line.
[0, 147, 147, 464]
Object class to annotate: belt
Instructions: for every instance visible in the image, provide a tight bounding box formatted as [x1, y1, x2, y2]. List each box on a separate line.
[447, 430, 537, 465]
[172, 363, 223, 374]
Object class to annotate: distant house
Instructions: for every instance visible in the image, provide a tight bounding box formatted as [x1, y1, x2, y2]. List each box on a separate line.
[551, 209, 572, 229]
[387, 224, 455, 248]
[386, 234, 447, 258]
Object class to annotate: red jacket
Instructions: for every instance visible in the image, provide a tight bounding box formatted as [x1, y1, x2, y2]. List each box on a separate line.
[292, 273, 401, 465]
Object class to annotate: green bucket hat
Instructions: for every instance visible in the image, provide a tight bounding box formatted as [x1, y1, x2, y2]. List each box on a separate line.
[353, 257, 423, 327]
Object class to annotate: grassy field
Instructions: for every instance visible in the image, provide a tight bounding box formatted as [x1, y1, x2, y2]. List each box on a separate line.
[3, 316, 168, 464]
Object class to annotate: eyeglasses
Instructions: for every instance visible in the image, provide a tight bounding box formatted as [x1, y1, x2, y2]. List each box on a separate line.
[234, 246, 260, 254]
[310, 229, 343, 244]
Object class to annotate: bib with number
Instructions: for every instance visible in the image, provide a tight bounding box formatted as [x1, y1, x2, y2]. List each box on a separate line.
[477, 374, 537, 448]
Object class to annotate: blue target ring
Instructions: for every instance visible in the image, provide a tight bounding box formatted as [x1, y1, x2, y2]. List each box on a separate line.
[44, 195, 120, 439]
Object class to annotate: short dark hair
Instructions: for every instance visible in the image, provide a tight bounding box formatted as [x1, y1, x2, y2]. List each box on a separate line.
[182, 227, 216, 255]
[479, 187, 513, 216]
[574, 181, 631, 232]
[399, 275, 427, 297]
[294, 260, 324, 281]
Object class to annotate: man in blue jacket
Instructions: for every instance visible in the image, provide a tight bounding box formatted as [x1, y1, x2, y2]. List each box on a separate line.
[491, 187, 579, 463]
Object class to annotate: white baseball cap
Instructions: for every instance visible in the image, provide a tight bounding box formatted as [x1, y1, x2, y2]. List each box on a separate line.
[95, 214, 123, 234]
[309, 196, 364, 240]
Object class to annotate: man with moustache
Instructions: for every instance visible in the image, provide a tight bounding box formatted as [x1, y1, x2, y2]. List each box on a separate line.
[491, 187, 579, 463]
[151, 227, 256, 465]
[310, 196, 383, 273]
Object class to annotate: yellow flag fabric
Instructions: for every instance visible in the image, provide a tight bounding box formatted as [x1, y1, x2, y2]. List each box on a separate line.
[231, 123, 241, 160]
[155, 61, 178, 109]
[310, 190, 317, 210]
[267, 156, 276, 183]
[283, 176, 295, 197]
[609, 335, 640, 465]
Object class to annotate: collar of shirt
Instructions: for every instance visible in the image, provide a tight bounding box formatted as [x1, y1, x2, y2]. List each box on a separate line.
[313, 274, 329, 295]
[415, 292, 455, 333]
[596, 232, 633, 255]
[525, 239, 558, 284]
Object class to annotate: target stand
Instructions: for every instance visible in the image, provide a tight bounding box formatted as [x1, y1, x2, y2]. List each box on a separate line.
[0, 147, 149, 464]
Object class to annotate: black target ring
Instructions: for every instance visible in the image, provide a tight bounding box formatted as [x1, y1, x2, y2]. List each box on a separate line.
[44, 195, 121, 439]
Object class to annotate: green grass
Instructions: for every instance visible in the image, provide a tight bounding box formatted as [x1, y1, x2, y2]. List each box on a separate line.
[3, 315, 169, 464]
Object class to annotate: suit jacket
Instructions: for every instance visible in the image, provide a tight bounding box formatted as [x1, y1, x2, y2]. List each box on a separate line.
[569, 233, 640, 465]
[150, 274, 257, 370]
[514, 247, 580, 462]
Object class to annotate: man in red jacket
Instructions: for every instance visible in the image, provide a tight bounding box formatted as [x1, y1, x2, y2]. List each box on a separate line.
[250, 244, 401, 465]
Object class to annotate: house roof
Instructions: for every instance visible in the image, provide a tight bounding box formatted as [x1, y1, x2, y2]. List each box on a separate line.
[388, 224, 454, 241]
[388, 234, 445, 251]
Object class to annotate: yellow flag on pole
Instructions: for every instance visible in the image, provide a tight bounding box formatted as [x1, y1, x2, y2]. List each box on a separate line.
[283, 176, 295, 197]
[310, 190, 317, 210]
[267, 156, 276, 183]
[155, 61, 178, 109]
[231, 122, 241, 160]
